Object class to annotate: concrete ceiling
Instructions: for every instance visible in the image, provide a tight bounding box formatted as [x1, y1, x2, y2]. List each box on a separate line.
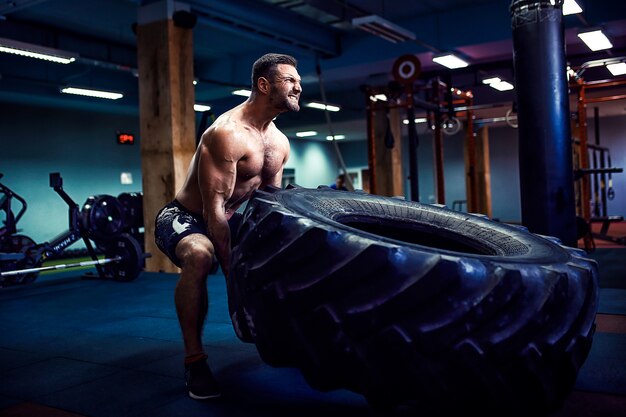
[1, 0, 625, 142]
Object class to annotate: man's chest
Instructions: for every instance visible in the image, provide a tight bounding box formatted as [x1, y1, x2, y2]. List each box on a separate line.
[238, 140, 285, 179]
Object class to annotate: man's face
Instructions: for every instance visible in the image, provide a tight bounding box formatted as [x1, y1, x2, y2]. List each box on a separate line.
[268, 64, 302, 112]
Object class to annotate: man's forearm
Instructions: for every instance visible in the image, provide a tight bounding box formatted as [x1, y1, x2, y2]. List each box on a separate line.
[208, 217, 231, 277]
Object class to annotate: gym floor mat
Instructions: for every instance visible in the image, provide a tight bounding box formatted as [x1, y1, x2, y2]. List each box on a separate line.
[0, 271, 624, 417]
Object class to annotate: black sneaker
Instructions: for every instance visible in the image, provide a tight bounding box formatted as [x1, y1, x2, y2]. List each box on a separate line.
[184, 360, 222, 400]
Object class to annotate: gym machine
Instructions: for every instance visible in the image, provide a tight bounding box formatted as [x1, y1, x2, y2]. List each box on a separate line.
[0, 173, 39, 283]
[570, 67, 625, 249]
[0, 173, 28, 239]
[362, 54, 482, 211]
[0, 173, 148, 286]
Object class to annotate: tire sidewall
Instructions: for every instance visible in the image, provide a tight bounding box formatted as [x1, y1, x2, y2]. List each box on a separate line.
[267, 188, 572, 265]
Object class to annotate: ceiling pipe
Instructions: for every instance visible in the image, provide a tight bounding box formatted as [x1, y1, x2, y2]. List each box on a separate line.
[0, 0, 50, 16]
[188, 0, 340, 57]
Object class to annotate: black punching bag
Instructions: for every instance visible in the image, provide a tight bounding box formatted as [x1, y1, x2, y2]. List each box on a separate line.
[511, 0, 577, 247]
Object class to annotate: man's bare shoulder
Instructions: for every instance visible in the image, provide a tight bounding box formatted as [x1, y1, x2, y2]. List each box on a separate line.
[204, 107, 240, 136]
[201, 109, 251, 149]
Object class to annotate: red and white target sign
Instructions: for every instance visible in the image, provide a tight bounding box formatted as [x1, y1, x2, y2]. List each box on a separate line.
[392, 54, 422, 84]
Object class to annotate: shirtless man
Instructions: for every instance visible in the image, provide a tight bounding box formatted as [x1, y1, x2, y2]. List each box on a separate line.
[154, 53, 300, 400]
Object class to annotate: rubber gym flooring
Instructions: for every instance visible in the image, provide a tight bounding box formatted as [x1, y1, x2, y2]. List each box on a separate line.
[0, 246, 625, 416]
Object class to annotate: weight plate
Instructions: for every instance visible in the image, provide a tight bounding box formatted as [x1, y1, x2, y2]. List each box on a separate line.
[392, 54, 422, 84]
[103, 233, 143, 282]
[442, 116, 462, 136]
[117, 192, 143, 229]
[82, 195, 125, 241]
[506, 108, 518, 128]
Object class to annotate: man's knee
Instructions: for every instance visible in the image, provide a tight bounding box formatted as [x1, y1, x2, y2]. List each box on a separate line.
[177, 237, 215, 276]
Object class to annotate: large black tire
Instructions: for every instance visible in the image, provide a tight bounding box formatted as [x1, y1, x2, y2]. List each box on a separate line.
[229, 186, 598, 416]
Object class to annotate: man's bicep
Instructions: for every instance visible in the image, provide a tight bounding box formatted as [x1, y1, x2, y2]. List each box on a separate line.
[198, 136, 238, 212]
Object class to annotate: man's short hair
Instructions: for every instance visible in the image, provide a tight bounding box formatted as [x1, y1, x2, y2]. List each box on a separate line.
[251, 53, 298, 92]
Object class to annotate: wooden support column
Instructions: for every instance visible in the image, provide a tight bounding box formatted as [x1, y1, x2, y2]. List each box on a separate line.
[465, 126, 492, 217]
[137, 2, 196, 273]
[372, 108, 404, 197]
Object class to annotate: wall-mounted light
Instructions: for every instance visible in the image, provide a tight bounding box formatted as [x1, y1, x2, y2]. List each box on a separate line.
[432, 52, 469, 69]
[482, 76, 514, 91]
[326, 135, 345, 140]
[194, 104, 211, 112]
[578, 28, 613, 51]
[0, 37, 78, 64]
[232, 89, 251, 97]
[296, 131, 317, 137]
[351, 15, 415, 43]
[305, 101, 341, 112]
[60, 87, 123, 100]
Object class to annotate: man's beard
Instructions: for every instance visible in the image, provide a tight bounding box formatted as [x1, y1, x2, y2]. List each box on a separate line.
[269, 89, 300, 112]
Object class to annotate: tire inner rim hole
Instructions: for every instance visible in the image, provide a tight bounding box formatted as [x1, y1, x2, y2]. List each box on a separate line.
[337, 217, 497, 255]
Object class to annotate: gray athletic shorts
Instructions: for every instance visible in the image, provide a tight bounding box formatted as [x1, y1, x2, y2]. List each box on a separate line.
[154, 199, 242, 268]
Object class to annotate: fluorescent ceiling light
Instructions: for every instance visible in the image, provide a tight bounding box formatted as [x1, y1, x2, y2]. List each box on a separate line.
[326, 135, 345, 140]
[194, 104, 211, 112]
[607, 62, 626, 76]
[232, 89, 251, 97]
[296, 131, 317, 137]
[60, 87, 123, 100]
[432, 53, 469, 69]
[369, 94, 388, 102]
[402, 118, 428, 124]
[352, 15, 415, 43]
[578, 29, 613, 51]
[489, 81, 514, 91]
[482, 76, 502, 85]
[562, 0, 582, 15]
[305, 101, 341, 112]
[0, 37, 78, 64]
[482, 76, 514, 91]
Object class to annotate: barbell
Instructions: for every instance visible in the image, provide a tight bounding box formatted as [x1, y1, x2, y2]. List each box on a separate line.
[1, 256, 122, 276]
[0, 234, 147, 283]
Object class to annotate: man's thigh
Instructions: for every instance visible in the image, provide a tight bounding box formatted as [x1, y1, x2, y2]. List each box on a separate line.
[155, 201, 207, 268]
